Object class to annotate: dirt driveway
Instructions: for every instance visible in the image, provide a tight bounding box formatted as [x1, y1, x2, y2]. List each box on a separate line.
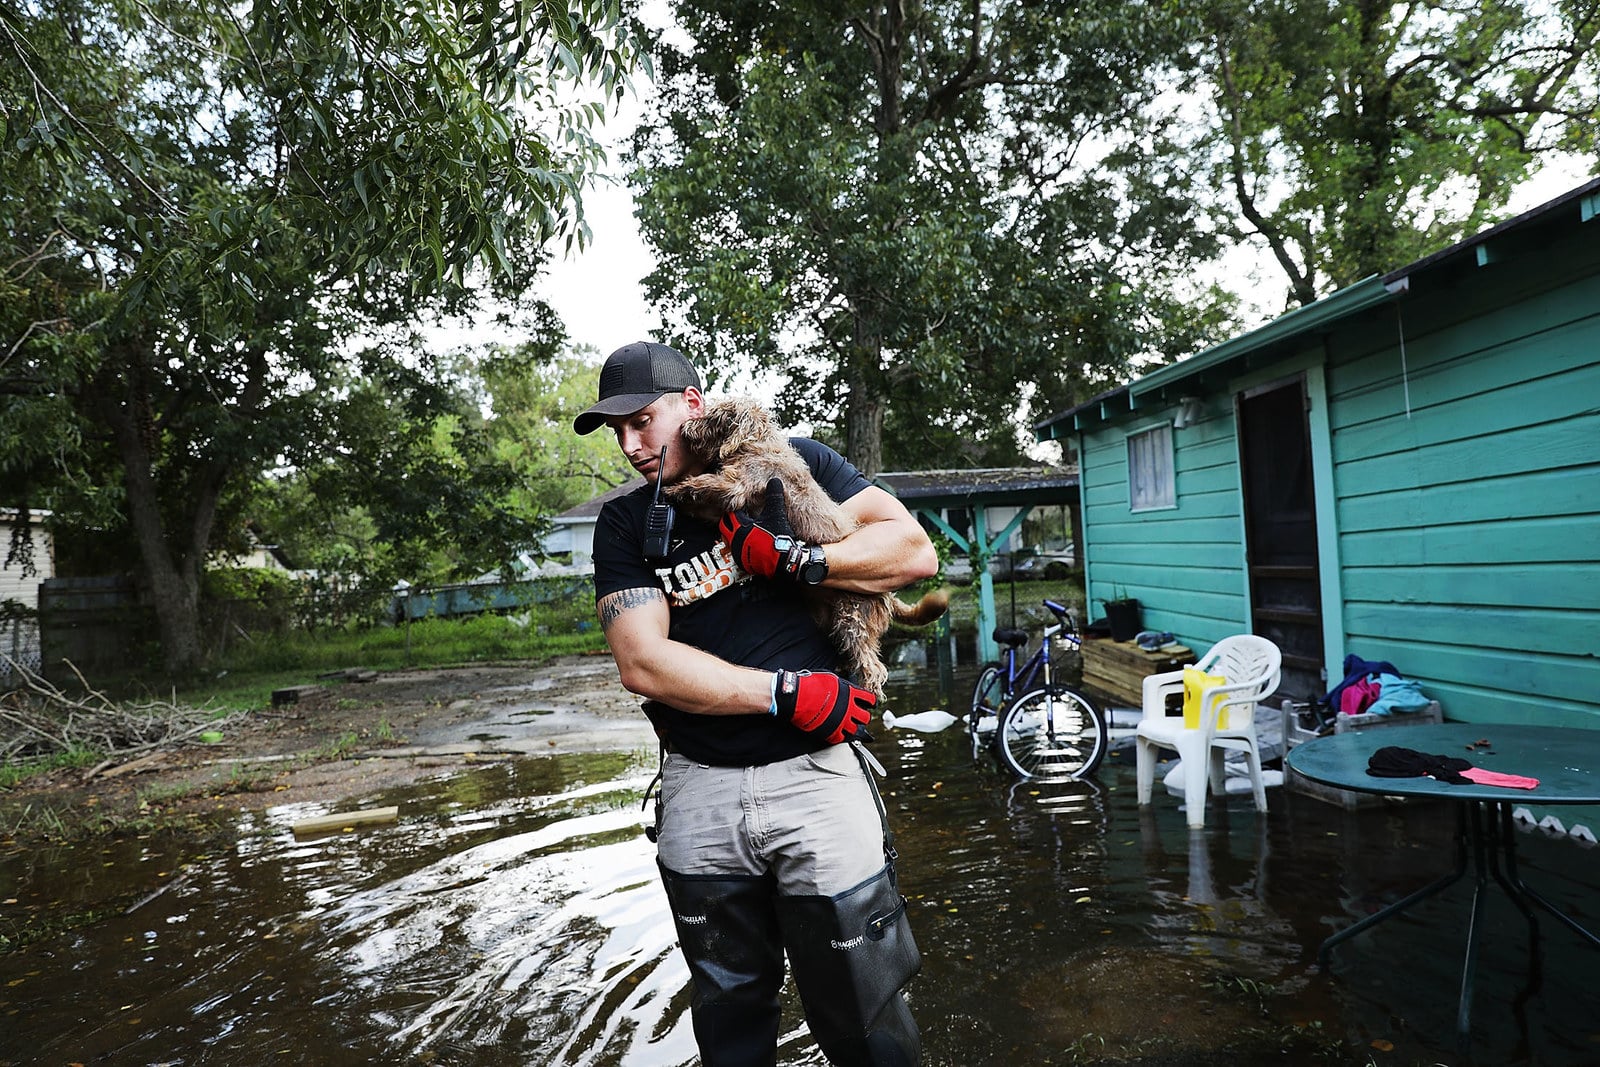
[5, 653, 659, 832]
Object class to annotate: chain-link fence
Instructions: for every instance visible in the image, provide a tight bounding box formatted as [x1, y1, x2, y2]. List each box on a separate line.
[1, 610, 41, 683]
[26, 573, 599, 678]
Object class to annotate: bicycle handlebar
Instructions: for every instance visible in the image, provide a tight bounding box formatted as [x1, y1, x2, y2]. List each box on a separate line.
[1041, 599, 1083, 648]
[1042, 599, 1076, 627]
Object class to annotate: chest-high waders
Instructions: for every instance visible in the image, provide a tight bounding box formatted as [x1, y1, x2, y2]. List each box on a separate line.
[651, 744, 922, 1067]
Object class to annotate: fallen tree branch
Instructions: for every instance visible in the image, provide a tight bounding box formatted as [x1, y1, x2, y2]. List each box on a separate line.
[0, 653, 245, 769]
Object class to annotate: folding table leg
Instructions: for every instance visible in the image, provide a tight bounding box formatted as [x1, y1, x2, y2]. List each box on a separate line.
[1316, 804, 1471, 968]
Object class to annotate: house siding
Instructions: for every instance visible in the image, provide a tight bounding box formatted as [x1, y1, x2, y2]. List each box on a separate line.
[1080, 410, 1251, 651]
[0, 512, 52, 677]
[1076, 224, 1600, 729]
[1324, 258, 1600, 728]
[0, 514, 52, 609]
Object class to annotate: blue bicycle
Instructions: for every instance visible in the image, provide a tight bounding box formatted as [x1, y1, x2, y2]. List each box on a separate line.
[968, 600, 1107, 779]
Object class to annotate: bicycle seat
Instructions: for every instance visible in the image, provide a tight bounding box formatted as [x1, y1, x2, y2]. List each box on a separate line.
[992, 627, 1030, 648]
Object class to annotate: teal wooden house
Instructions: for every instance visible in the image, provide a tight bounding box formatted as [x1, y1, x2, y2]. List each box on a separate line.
[1037, 178, 1600, 730]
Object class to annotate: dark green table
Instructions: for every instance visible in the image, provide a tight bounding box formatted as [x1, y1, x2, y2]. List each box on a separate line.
[1286, 723, 1600, 1052]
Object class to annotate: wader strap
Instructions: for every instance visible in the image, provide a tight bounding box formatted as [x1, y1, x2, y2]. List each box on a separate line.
[850, 742, 898, 864]
[641, 741, 668, 843]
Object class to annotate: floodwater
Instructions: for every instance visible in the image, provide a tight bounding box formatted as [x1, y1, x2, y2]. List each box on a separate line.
[4, 654, 1600, 1066]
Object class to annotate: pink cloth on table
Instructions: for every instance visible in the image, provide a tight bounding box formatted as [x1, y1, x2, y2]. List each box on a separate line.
[1340, 677, 1381, 716]
[1459, 767, 1540, 790]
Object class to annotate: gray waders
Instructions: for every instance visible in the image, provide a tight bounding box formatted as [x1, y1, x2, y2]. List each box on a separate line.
[653, 744, 921, 1066]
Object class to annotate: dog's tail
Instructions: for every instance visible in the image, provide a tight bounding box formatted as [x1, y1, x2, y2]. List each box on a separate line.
[891, 587, 951, 626]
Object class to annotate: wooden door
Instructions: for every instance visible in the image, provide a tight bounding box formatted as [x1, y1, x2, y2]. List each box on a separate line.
[1236, 377, 1324, 701]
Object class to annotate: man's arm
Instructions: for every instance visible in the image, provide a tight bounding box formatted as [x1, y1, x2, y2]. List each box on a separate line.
[818, 485, 940, 595]
[598, 585, 773, 715]
[600, 586, 875, 743]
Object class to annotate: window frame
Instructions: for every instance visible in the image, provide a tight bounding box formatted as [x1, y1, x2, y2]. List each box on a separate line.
[1126, 422, 1177, 513]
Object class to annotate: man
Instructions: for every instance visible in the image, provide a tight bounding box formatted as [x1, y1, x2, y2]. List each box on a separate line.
[574, 340, 938, 1067]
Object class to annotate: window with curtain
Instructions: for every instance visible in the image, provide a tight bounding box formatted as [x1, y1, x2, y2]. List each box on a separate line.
[1128, 424, 1176, 511]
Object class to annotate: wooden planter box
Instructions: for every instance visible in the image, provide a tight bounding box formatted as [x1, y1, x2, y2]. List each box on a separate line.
[1079, 637, 1195, 707]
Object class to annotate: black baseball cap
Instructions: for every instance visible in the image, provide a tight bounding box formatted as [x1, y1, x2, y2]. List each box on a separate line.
[572, 341, 701, 435]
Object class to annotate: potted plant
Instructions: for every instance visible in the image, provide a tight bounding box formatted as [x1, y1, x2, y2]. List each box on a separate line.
[1099, 586, 1142, 642]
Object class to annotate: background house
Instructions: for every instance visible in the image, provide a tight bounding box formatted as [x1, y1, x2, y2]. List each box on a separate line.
[1037, 178, 1600, 729]
[547, 479, 645, 569]
[222, 525, 305, 576]
[0, 508, 53, 676]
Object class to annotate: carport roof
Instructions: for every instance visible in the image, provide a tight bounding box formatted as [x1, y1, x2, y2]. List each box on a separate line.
[874, 466, 1078, 509]
[555, 466, 1081, 522]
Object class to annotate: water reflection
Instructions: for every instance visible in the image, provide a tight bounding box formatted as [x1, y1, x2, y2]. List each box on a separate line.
[325, 805, 689, 1062]
[4, 665, 1600, 1065]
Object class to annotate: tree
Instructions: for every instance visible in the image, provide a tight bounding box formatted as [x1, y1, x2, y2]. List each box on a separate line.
[470, 341, 642, 517]
[630, 2, 1235, 475]
[1195, 0, 1600, 308]
[0, 0, 645, 672]
[251, 338, 638, 590]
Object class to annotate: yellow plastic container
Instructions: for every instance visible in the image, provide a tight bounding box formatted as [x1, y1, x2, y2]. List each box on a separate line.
[1182, 666, 1229, 730]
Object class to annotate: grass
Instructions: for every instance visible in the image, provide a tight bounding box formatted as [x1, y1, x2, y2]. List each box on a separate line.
[170, 606, 610, 711]
[1, 800, 71, 839]
[0, 746, 103, 789]
[136, 779, 210, 809]
[322, 731, 363, 760]
[901, 573, 1089, 635]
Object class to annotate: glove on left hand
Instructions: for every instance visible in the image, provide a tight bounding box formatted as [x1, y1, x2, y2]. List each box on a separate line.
[719, 478, 827, 584]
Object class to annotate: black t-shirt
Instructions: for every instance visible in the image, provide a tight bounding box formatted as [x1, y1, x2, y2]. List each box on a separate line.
[593, 437, 871, 766]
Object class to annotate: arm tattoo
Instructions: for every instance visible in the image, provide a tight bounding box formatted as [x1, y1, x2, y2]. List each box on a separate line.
[598, 587, 666, 631]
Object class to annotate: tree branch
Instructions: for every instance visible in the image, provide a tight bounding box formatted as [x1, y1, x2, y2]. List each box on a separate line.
[218, 0, 332, 201]
[0, 18, 180, 217]
[1216, 37, 1314, 306]
[920, 0, 983, 125]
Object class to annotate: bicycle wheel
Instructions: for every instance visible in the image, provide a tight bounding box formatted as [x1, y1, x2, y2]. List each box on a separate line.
[997, 685, 1106, 780]
[968, 663, 1005, 756]
[969, 663, 1005, 730]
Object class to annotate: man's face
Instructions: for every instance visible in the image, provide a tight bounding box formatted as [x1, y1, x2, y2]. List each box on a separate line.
[605, 389, 704, 483]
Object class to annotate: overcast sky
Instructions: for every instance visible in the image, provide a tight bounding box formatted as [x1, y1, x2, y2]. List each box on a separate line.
[536, 165, 662, 357]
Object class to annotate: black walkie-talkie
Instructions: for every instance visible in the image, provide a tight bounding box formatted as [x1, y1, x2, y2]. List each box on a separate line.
[643, 445, 675, 559]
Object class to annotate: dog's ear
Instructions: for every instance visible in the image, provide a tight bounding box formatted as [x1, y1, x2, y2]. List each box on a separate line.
[679, 401, 728, 461]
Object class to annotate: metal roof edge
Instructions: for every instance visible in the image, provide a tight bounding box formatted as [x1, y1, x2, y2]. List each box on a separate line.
[1383, 174, 1600, 282]
[1031, 383, 1132, 439]
[1032, 277, 1393, 438]
[1130, 275, 1392, 398]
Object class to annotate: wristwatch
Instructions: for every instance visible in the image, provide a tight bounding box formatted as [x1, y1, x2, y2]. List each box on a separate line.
[774, 537, 829, 585]
[796, 543, 828, 585]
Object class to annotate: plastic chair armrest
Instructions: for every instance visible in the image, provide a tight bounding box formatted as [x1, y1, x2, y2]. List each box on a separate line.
[1141, 672, 1186, 717]
[1198, 680, 1268, 732]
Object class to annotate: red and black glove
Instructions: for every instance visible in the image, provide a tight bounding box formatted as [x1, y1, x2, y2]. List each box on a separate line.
[770, 670, 875, 745]
[719, 478, 828, 585]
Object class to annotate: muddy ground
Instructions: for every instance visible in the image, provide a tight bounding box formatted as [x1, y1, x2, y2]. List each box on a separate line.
[3, 652, 658, 834]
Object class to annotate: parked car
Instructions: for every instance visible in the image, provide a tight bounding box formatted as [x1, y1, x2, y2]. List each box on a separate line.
[940, 554, 1016, 584]
[942, 545, 1077, 584]
[1013, 544, 1076, 580]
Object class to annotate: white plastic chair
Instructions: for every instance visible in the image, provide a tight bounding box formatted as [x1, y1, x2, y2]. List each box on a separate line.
[1135, 635, 1282, 828]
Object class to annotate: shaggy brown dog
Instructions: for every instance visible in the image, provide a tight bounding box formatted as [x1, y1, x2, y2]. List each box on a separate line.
[668, 397, 949, 696]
